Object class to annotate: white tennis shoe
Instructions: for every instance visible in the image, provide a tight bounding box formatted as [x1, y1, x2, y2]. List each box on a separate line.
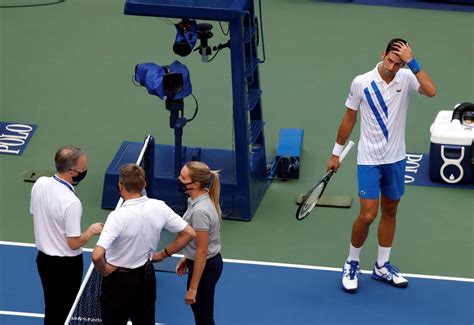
[372, 261, 408, 288]
[342, 260, 360, 293]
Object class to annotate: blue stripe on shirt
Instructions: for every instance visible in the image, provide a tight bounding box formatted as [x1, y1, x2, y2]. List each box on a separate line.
[364, 87, 388, 141]
[370, 81, 388, 118]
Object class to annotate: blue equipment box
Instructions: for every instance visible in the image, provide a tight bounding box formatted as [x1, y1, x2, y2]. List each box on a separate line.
[276, 128, 304, 160]
[274, 128, 304, 179]
[429, 110, 474, 184]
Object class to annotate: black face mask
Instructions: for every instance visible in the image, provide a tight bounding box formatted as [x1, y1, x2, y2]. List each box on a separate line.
[177, 179, 194, 193]
[71, 169, 87, 185]
[117, 184, 124, 199]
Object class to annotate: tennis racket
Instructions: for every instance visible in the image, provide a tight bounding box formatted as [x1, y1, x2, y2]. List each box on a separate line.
[296, 141, 355, 220]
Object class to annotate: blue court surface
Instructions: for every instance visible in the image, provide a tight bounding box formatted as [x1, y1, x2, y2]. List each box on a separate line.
[1, 242, 473, 324]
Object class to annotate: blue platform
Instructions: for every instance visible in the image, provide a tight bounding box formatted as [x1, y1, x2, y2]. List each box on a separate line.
[102, 141, 269, 220]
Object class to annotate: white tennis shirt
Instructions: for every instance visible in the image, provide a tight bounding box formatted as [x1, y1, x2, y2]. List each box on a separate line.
[30, 176, 83, 257]
[97, 196, 188, 269]
[345, 63, 420, 165]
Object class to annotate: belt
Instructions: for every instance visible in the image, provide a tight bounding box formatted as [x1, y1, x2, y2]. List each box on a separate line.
[38, 250, 82, 259]
[115, 262, 148, 273]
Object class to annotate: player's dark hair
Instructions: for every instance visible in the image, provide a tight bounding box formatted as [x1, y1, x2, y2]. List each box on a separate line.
[119, 163, 146, 194]
[55, 145, 85, 173]
[386, 38, 408, 53]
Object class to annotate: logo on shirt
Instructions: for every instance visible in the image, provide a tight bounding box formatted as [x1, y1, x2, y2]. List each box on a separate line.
[396, 89, 402, 93]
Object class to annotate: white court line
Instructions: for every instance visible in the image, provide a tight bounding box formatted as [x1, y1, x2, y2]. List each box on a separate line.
[0, 310, 44, 318]
[0, 240, 93, 251]
[221, 258, 474, 283]
[0, 312, 166, 325]
[0, 310, 166, 324]
[1, 240, 473, 283]
[0, 241, 35, 248]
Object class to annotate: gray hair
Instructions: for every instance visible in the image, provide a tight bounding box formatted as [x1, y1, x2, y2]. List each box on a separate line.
[54, 145, 85, 173]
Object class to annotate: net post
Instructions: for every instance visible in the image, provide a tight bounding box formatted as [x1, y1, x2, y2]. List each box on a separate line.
[144, 135, 156, 198]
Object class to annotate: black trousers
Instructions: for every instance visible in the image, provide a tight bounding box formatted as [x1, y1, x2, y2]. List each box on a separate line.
[100, 262, 156, 325]
[36, 251, 83, 325]
[187, 253, 223, 325]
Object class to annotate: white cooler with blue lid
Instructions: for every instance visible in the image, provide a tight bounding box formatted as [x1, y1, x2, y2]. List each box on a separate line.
[429, 107, 474, 184]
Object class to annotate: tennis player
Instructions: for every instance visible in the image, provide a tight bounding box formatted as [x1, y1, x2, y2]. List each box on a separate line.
[92, 163, 195, 324]
[176, 161, 223, 325]
[327, 38, 436, 293]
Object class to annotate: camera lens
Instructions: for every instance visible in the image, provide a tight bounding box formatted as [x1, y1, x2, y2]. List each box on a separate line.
[163, 73, 184, 94]
[173, 41, 192, 57]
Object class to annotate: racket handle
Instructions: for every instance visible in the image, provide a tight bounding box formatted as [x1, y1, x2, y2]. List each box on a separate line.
[339, 140, 355, 163]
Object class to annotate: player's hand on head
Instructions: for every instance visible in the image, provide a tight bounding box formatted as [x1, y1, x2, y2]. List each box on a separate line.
[392, 41, 413, 64]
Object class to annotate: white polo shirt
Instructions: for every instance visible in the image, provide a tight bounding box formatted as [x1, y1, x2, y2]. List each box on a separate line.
[97, 196, 188, 269]
[30, 176, 83, 257]
[345, 63, 420, 165]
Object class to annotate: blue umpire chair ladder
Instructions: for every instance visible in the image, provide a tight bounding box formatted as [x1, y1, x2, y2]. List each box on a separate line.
[102, 0, 303, 221]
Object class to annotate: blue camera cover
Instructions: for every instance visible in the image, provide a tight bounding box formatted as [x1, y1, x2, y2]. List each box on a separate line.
[173, 19, 198, 56]
[135, 61, 192, 100]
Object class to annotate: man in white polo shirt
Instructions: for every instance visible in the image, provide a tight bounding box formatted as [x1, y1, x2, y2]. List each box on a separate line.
[92, 163, 195, 325]
[327, 38, 436, 293]
[30, 145, 103, 324]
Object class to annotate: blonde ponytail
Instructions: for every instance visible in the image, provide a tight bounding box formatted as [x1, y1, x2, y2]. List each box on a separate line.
[208, 170, 221, 218]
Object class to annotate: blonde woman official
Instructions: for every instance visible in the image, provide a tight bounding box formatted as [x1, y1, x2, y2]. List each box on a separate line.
[176, 161, 223, 325]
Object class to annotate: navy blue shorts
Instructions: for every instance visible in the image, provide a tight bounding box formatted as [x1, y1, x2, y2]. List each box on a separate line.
[357, 159, 406, 200]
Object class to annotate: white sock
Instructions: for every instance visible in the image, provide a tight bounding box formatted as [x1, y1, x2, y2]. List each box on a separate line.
[347, 243, 362, 262]
[377, 245, 392, 267]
